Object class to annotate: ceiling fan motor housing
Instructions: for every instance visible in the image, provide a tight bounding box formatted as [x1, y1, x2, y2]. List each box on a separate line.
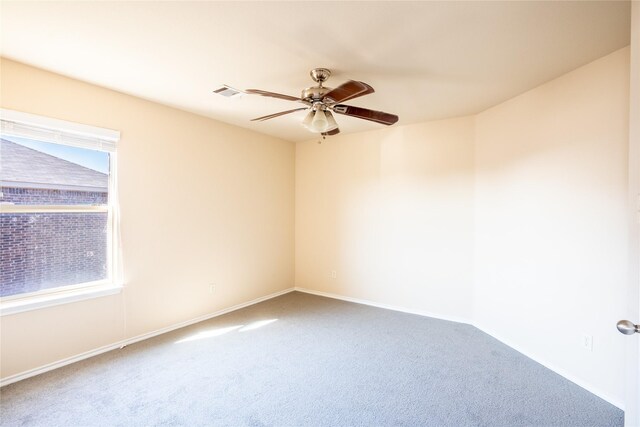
[301, 86, 332, 102]
[302, 68, 333, 103]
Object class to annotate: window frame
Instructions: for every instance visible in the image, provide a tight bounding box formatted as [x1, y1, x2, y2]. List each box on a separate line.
[0, 109, 121, 315]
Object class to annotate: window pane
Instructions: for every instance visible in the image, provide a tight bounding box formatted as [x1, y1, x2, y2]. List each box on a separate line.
[0, 212, 108, 297]
[1, 137, 109, 206]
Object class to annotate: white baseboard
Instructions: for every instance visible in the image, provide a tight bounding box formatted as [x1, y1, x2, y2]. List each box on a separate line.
[294, 286, 624, 411]
[0, 287, 295, 387]
[294, 287, 472, 325]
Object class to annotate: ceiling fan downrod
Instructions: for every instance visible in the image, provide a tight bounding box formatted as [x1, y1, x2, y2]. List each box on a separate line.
[302, 68, 332, 101]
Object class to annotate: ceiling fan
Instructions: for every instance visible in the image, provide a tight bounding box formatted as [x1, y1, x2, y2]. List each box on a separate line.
[245, 68, 399, 136]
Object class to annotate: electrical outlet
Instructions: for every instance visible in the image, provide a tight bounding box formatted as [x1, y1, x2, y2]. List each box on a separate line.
[330, 270, 337, 279]
[209, 284, 216, 294]
[582, 334, 593, 351]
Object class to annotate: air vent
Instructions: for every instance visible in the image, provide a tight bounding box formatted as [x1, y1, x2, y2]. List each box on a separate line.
[213, 85, 243, 98]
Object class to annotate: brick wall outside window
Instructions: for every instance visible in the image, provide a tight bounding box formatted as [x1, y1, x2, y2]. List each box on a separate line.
[0, 187, 108, 297]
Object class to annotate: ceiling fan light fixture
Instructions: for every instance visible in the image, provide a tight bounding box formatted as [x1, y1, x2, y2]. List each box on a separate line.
[310, 108, 329, 133]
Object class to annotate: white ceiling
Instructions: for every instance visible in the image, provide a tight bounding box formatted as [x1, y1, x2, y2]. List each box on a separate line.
[0, 1, 631, 142]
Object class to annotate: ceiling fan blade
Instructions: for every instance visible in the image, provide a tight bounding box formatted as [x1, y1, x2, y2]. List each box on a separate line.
[323, 80, 374, 104]
[332, 104, 398, 126]
[245, 89, 300, 102]
[322, 128, 340, 136]
[251, 108, 307, 122]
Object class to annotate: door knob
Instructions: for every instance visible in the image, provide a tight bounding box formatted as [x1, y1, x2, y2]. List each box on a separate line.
[617, 320, 640, 335]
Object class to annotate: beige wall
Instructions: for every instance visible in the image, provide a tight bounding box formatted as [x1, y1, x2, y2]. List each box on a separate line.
[0, 58, 295, 378]
[295, 117, 476, 321]
[474, 47, 629, 405]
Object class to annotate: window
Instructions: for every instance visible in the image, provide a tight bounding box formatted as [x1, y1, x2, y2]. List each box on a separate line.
[0, 109, 120, 313]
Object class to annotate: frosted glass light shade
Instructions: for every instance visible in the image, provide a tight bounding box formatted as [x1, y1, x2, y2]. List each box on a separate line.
[301, 109, 314, 128]
[325, 111, 338, 131]
[310, 109, 329, 133]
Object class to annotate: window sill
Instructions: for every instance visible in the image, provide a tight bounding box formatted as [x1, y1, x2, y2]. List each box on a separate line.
[0, 284, 122, 316]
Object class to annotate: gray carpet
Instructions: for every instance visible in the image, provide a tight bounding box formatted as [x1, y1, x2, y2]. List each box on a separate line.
[0, 291, 624, 426]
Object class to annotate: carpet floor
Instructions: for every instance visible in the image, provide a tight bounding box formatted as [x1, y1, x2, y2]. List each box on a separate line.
[0, 291, 624, 426]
